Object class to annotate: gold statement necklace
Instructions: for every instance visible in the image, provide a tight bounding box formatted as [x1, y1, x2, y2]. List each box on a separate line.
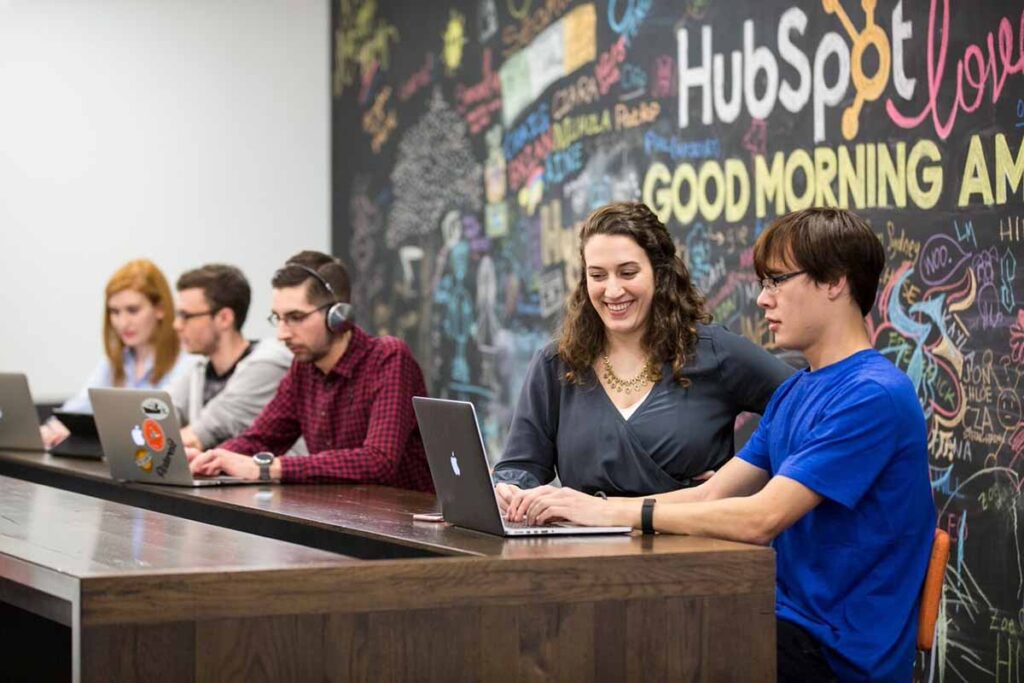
[601, 355, 658, 394]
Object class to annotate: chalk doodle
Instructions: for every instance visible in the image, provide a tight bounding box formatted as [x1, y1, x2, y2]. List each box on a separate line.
[333, 0, 399, 98]
[334, 3, 1024, 677]
[822, 0, 891, 140]
[386, 88, 482, 248]
[479, 0, 499, 42]
[443, 9, 468, 75]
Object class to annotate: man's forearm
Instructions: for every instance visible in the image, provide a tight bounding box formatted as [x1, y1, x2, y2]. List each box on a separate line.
[651, 497, 779, 545]
[604, 495, 775, 544]
[611, 482, 711, 506]
[609, 476, 821, 545]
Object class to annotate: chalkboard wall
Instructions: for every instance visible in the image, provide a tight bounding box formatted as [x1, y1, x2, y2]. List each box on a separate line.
[332, 0, 1024, 677]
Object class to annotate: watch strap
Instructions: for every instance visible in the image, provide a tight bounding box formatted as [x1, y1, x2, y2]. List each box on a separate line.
[255, 452, 273, 482]
[641, 498, 656, 535]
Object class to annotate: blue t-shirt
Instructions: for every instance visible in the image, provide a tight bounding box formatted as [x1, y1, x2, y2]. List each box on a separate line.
[738, 349, 935, 682]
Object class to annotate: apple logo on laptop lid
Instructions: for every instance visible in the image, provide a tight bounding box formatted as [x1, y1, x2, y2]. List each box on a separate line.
[450, 451, 461, 476]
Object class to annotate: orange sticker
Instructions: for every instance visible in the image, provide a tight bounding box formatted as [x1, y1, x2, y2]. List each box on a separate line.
[142, 419, 165, 452]
[134, 448, 153, 472]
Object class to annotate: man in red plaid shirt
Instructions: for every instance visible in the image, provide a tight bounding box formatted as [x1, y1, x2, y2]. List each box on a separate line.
[187, 251, 433, 492]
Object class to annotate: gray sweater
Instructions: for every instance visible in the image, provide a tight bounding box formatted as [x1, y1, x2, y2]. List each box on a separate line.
[168, 338, 294, 449]
[493, 324, 795, 496]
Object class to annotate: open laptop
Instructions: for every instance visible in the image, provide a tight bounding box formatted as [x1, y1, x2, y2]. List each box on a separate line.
[48, 410, 104, 460]
[0, 373, 46, 452]
[90, 387, 256, 487]
[412, 397, 632, 537]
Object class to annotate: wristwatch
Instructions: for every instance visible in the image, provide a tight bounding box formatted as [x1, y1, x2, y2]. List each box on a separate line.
[641, 498, 657, 535]
[253, 451, 275, 482]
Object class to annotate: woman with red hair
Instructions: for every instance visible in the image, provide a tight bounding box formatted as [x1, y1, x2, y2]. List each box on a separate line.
[42, 259, 192, 446]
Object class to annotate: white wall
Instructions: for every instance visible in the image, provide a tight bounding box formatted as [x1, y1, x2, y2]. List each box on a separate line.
[0, 0, 330, 401]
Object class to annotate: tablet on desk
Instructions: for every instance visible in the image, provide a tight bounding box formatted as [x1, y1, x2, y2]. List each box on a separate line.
[49, 410, 105, 460]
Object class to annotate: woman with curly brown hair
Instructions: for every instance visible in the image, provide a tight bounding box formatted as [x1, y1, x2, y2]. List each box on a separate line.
[493, 201, 793, 500]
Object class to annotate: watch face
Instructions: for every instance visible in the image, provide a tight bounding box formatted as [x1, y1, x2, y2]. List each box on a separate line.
[254, 452, 273, 465]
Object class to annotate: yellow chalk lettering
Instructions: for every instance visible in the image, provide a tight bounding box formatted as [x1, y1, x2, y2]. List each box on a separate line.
[908, 139, 942, 209]
[958, 135, 994, 206]
[725, 159, 750, 222]
[672, 163, 699, 224]
[877, 142, 906, 208]
[755, 152, 786, 217]
[784, 149, 814, 211]
[814, 147, 839, 207]
[698, 161, 726, 222]
[995, 133, 1024, 204]
[643, 162, 673, 224]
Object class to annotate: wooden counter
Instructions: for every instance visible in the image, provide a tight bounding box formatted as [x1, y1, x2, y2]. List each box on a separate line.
[0, 451, 776, 681]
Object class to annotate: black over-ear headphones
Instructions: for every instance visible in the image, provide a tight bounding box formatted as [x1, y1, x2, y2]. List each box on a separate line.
[287, 262, 353, 334]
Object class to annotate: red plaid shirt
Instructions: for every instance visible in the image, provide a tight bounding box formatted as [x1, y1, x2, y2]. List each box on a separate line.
[219, 326, 433, 492]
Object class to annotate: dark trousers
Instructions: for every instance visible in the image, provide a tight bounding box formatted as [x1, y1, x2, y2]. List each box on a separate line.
[777, 617, 838, 683]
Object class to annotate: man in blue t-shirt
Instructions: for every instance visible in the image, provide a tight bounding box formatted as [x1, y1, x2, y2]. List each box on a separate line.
[504, 207, 937, 682]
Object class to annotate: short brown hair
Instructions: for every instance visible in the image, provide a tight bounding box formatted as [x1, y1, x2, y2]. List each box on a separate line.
[753, 208, 884, 316]
[176, 264, 251, 330]
[272, 250, 351, 306]
[558, 202, 711, 387]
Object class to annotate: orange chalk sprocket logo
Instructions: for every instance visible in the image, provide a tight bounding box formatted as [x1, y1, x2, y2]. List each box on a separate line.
[822, 0, 891, 139]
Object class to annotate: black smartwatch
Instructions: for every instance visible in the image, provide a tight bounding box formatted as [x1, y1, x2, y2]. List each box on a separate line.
[253, 451, 275, 482]
[641, 498, 656, 535]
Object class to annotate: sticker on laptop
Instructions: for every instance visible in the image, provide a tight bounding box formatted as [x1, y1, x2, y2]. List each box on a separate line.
[142, 419, 166, 452]
[130, 424, 145, 447]
[153, 438, 176, 478]
[140, 398, 170, 421]
[134, 448, 154, 472]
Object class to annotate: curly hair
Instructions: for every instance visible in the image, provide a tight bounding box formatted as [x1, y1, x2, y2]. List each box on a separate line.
[557, 202, 711, 387]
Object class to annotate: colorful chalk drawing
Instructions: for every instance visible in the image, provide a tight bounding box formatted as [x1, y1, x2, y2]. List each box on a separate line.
[332, 2, 1024, 678]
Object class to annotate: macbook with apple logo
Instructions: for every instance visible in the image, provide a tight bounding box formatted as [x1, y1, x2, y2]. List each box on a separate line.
[90, 388, 258, 487]
[0, 373, 46, 452]
[412, 397, 632, 537]
[0, 373, 103, 459]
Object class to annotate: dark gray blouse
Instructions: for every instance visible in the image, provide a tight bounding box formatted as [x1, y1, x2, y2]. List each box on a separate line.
[493, 324, 795, 496]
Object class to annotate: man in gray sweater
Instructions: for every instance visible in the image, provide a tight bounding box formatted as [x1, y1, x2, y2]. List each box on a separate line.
[169, 264, 295, 451]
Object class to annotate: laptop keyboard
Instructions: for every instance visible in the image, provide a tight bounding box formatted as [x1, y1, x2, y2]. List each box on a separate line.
[503, 518, 570, 529]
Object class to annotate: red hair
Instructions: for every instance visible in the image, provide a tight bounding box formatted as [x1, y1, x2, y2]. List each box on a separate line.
[103, 260, 180, 385]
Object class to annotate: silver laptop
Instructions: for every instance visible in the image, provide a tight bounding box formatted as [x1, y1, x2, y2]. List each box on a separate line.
[90, 387, 256, 487]
[412, 397, 632, 537]
[0, 373, 46, 452]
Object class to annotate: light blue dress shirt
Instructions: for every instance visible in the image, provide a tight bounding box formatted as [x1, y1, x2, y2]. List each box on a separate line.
[61, 348, 195, 413]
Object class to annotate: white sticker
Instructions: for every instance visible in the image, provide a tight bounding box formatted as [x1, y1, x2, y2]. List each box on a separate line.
[140, 398, 170, 421]
[130, 424, 145, 447]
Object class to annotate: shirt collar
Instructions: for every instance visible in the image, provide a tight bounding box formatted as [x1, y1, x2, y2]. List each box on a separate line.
[205, 340, 255, 381]
[328, 325, 372, 380]
[122, 347, 155, 383]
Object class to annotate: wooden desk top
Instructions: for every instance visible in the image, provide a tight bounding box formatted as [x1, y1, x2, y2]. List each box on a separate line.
[0, 449, 769, 561]
[0, 475, 348, 580]
[0, 474, 353, 632]
[0, 455, 775, 683]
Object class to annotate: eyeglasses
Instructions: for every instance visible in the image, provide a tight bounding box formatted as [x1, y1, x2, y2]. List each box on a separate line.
[759, 270, 806, 293]
[267, 303, 331, 328]
[175, 309, 217, 322]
